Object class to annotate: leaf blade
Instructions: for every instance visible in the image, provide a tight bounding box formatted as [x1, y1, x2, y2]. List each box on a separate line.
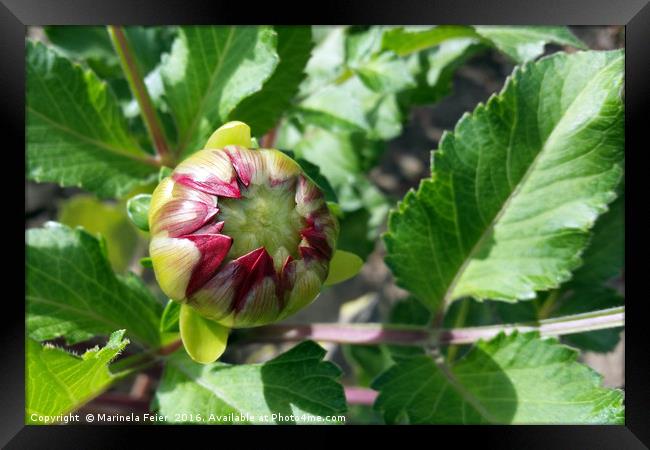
[154, 341, 347, 424]
[384, 50, 624, 311]
[473, 26, 586, 62]
[381, 26, 480, 56]
[26, 330, 128, 422]
[372, 331, 623, 424]
[26, 222, 163, 347]
[161, 26, 279, 155]
[229, 26, 314, 136]
[26, 41, 159, 199]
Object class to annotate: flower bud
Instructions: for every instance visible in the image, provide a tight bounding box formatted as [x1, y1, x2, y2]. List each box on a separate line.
[149, 122, 339, 328]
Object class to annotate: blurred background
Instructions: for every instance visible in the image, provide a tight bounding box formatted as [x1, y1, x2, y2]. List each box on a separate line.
[26, 25, 624, 422]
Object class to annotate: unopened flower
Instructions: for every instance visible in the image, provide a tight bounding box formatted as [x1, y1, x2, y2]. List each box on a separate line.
[149, 122, 339, 329]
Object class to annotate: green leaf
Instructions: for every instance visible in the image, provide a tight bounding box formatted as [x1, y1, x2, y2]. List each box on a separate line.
[229, 26, 314, 136]
[291, 126, 362, 187]
[161, 26, 279, 156]
[299, 76, 405, 141]
[26, 41, 159, 198]
[342, 345, 393, 387]
[473, 26, 586, 63]
[299, 27, 346, 96]
[325, 250, 364, 285]
[557, 191, 624, 351]
[44, 26, 176, 79]
[348, 39, 416, 94]
[154, 341, 347, 424]
[58, 195, 140, 272]
[564, 190, 624, 289]
[373, 331, 623, 424]
[425, 38, 483, 88]
[345, 26, 384, 66]
[364, 90, 404, 140]
[336, 208, 375, 259]
[381, 26, 586, 63]
[381, 26, 479, 56]
[384, 50, 624, 312]
[495, 192, 624, 352]
[179, 304, 229, 364]
[399, 38, 485, 106]
[126, 194, 152, 232]
[26, 330, 128, 423]
[122, 27, 178, 77]
[298, 84, 371, 133]
[44, 26, 121, 78]
[26, 222, 163, 347]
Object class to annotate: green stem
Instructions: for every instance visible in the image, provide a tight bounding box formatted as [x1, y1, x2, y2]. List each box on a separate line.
[107, 26, 173, 166]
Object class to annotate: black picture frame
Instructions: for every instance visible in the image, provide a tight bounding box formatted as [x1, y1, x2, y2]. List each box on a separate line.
[7, 0, 647, 446]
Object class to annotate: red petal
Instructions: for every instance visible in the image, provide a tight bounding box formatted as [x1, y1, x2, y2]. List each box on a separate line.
[171, 181, 217, 205]
[192, 220, 225, 235]
[185, 234, 233, 297]
[224, 146, 255, 187]
[173, 173, 241, 199]
[299, 245, 323, 261]
[152, 199, 218, 238]
[300, 219, 333, 260]
[231, 247, 277, 313]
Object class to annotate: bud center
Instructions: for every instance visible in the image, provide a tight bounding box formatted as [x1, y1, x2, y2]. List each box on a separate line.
[218, 181, 305, 269]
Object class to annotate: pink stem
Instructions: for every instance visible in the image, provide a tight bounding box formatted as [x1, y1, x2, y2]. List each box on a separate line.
[345, 387, 378, 406]
[246, 323, 431, 345]
[108, 26, 172, 166]
[240, 307, 624, 346]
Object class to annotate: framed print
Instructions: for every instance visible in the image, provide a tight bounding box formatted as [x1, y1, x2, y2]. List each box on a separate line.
[5, 0, 648, 446]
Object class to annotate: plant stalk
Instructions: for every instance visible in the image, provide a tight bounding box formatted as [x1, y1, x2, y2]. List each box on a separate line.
[108, 25, 173, 166]
[236, 306, 624, 347]
[344, 387, 378, 406]
[112, 307, 623, 375]
[446, 298, 470, 363]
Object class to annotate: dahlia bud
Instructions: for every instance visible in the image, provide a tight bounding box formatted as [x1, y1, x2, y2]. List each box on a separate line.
[149, 122, 339, 336]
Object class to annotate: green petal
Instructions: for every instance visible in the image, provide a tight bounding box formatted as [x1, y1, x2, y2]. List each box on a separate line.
[179, 304, 230, 364]
[324, 250, 364, 286]
[204, 121, 252, 149]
